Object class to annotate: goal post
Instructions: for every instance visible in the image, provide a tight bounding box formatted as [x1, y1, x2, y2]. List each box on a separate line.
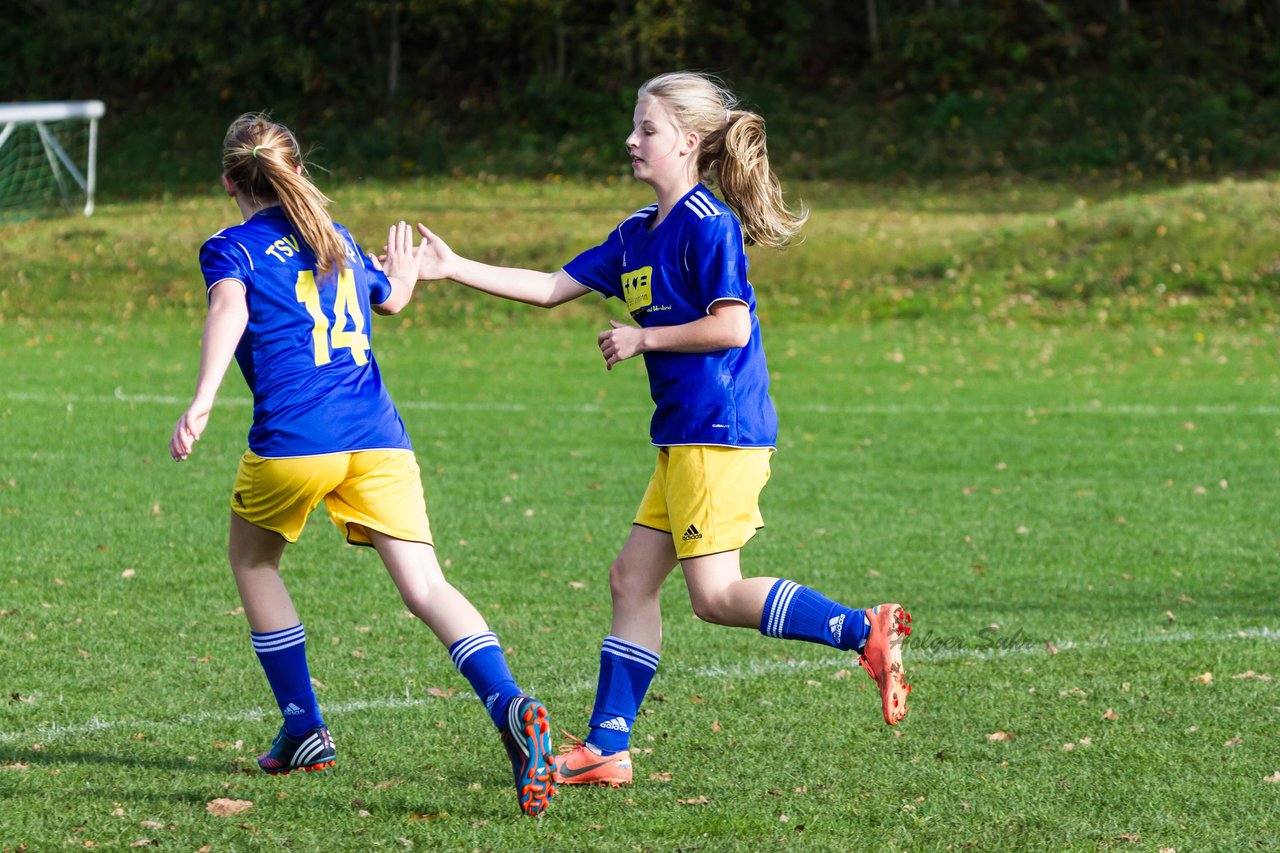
[0, 100, 105, 217]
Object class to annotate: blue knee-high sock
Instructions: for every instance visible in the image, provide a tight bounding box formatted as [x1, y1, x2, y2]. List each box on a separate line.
[449, 631, 524, 731]
[252, 624, 324, 737]
[759, 580, 870, 652]
[586, 636, 660, 756]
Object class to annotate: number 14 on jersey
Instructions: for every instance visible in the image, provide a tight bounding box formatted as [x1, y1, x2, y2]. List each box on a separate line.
[294, 270, 370, 367]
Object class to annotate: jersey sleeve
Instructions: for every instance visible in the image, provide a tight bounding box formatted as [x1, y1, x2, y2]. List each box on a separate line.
[342, 228, 393, 305]
[198, 235, 251, 297]
[686, 215, 751, 312]
[562, 228, 625, 300]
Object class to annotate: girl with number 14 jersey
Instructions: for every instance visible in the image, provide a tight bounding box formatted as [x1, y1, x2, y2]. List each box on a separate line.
[168, 114, 556, 817]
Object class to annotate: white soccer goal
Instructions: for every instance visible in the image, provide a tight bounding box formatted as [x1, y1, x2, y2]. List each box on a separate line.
[0, 100, 105, 218]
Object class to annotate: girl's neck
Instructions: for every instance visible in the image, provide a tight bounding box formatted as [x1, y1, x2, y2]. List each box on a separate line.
[235, 195, 279, 222]
[649, 175, 698, 228]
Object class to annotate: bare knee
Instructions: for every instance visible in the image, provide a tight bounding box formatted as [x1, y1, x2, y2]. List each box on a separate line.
[689, 589, 732, 625]
[608, 555, 662, 606]
[398, 577, 451, 621]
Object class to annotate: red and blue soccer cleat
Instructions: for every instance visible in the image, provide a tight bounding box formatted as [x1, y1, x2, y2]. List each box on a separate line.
[500, 696, 557, 816]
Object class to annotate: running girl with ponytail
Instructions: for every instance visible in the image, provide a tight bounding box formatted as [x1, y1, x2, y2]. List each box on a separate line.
[408, 72, 913, 788]
[168, 113, 556, 816]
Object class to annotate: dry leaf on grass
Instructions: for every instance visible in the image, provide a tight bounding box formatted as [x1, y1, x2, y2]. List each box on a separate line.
[986, 731, 1015, 741]
[205, 798, 253, 817]
[1263, 772, 1280, 784]
[1191, 672, 1213, 685]
[1224, 737, 1243, 747]
[649, 772, 672, 782]
[409, 811, 449, 821]
[426, 686, 456, 698]
[1102, 708, 1119, 721]
[1232, 671, 1273, 681]
[677, 796, 711, 805]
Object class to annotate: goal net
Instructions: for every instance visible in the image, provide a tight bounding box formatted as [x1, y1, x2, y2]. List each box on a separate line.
[0, 100, 105, 220]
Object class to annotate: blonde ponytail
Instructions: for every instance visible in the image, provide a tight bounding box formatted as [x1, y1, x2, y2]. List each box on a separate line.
[638, 72, 807, 249]
[221, 113, 347, 276]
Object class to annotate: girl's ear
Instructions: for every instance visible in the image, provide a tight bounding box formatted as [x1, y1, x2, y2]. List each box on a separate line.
[220, 174, 236, 197]
[682, 131, 700, 155]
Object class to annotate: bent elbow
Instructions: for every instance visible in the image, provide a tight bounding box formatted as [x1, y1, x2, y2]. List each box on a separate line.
[726, 320, 751, 349]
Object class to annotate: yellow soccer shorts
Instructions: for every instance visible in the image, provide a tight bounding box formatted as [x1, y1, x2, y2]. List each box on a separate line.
[231, 449, 433, 547]
[633, 445, 773, 560]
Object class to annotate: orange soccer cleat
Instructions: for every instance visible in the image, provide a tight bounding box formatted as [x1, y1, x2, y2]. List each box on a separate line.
[858, 603, 912, 725]
[553, 732, 633, 787]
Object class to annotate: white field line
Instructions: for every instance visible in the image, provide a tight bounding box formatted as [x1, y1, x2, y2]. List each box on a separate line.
[3, 388, 1279, 418]
[1, 627, 1275, 746]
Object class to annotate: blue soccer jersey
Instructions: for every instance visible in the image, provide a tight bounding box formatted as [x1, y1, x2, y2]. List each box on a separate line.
[199, 206, 412, 458]
[563, 184, 778, 448]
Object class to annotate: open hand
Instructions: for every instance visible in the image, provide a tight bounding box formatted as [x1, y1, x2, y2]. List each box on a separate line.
[379, 220, 426, 285]
[414, 223, 459, 281]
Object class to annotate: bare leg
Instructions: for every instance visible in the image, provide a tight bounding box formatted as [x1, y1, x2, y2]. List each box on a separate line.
[228, 512, 295, 632]
[607, 525, 680, 652]
[367, 530, 489, 647]
[680, 550, 778, 629]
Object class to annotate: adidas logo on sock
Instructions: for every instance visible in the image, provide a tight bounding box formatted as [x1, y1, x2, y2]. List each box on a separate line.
[598, 716, 631, 733]
[282, 702, 305, 716]
[681, 524, 702, 541]
[828, 614, 846, 645]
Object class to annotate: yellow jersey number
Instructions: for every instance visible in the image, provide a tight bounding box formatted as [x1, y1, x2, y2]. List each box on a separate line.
[294, 269, 370, 366]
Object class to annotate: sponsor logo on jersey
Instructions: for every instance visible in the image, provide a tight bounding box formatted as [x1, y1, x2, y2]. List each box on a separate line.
[622, 266, 654, 316]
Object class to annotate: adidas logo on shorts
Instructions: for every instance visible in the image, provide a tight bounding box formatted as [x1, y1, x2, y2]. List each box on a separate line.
[681, 524, 702, 541]
[828, 614, 846, 645]
[598, 716, 630, 733]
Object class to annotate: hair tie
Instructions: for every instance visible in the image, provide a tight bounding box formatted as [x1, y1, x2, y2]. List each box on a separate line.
[251, 145, 263, 159]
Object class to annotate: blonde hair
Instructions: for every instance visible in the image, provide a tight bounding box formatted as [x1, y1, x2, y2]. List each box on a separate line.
[221, 113, 346, 276]
[638, 72, 807, 248]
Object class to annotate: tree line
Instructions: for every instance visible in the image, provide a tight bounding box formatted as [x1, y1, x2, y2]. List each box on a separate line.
[4, 1, 1278, 183]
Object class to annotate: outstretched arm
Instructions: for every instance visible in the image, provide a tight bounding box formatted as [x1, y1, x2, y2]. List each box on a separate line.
[372, 221, 428, 316]
[414, 224, 590, 308]
[597, 300, 751, 370]
[169, 281, 248, 461]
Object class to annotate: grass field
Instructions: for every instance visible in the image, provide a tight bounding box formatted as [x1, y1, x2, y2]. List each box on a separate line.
[1, 178, 1278, 851]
